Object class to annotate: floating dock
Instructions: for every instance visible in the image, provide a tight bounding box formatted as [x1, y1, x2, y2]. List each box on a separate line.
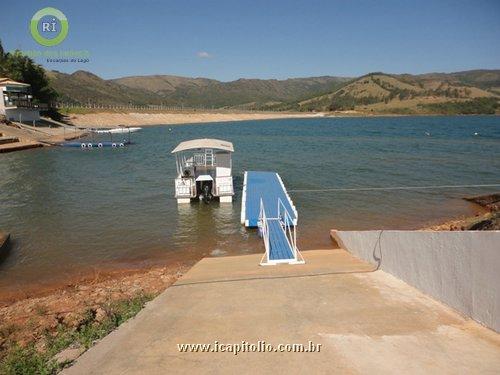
[241, 171, 303, 265]
[60, 140, 131, 148]
[241, 171, 297, 227]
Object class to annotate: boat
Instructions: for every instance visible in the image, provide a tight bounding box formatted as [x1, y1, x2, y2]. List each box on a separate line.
[92, 127, 142, 134]
[171, 138, 234, 204]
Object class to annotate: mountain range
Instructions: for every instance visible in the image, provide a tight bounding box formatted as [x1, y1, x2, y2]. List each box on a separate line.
[47, 69, 500, 114]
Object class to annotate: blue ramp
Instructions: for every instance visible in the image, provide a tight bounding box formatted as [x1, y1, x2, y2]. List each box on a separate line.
[267, 219, 294, 261]
[241, 171, 297, 227]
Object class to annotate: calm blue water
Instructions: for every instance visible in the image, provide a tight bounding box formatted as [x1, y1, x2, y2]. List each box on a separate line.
[0, 116, 499, 296]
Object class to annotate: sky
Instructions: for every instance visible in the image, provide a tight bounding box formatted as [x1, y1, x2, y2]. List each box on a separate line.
[1, 0, 500, 81]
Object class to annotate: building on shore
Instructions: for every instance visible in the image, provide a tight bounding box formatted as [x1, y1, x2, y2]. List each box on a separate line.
[0, 78, 41, 123]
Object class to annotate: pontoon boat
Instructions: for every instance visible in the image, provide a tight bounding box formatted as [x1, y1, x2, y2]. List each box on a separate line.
[172, 138, 234, 203]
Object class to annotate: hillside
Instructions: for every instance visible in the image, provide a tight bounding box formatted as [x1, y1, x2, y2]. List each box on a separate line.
[48, 71, 348, 109]
[296, 71, 500, 114]
[418, 70, 500, 91]
[47, 70, 164, 105]
[111, 75, 217, 97]
[112, 75, 350, 109]
[47, 69, 500, 114]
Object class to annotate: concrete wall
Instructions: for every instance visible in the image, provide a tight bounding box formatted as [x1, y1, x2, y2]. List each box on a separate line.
[5, 108, 40, 122]
[331, 230, 500, 332]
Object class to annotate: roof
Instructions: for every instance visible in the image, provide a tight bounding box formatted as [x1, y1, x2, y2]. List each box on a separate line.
[171, 138, 234, 153]
[0, 78, 30, 87]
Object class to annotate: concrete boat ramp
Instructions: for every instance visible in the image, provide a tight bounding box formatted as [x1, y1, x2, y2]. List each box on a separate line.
[65, 249, 500, 374]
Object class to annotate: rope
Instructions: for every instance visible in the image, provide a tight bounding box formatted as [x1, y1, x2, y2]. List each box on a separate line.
[287, 183, 500, 193]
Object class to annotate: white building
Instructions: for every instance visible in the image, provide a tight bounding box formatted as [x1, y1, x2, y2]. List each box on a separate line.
[0, 78, 41, 123]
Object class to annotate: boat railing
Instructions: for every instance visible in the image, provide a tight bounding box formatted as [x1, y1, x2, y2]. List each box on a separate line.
[175, 178, 196, 198]
[193, 153, 205, 166]
[216, 185, 233, 196]
[215, 178, 234, 196]
[185, 151, 216, 168]
[278, 197, 298, 259]
[259, 198, 270, 264]
[184, 159, 216, 168]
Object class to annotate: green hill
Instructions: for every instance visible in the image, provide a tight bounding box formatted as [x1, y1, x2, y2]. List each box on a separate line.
[294, 71, 500, 114]
[47, 69, 500, 114]
[48, 70, 349, 109]
[112, 75, 350, 109]
[47, 70, 164, 105]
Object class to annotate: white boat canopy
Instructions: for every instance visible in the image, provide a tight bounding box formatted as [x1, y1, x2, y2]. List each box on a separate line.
[195, 175, 214, 181]
[171, 138, 234, 154]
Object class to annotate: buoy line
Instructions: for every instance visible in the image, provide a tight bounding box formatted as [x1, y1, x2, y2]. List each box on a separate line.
[287, 183, 500, 193]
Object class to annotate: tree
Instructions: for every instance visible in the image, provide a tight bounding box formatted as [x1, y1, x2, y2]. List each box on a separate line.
[0, 40, 6, 76]
[0, 39, 58, 105]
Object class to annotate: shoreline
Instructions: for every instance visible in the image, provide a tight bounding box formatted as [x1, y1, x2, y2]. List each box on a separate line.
[0, 121, 87, 153]
[0, 262, 191, 349]
[424, 194, 499, 231]
[0, 210, 491, 303]
[63, 109, 500, 128]
[2, 111, 498, 153]
[1, 111, 318, 152]
[0, 262, 191, 307]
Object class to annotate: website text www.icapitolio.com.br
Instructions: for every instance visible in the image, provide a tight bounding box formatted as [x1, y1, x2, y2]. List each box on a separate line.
[177, 341, 322, 355]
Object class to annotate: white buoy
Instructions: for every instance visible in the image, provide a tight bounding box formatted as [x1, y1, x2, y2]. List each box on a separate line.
[474, 132, 479, 136]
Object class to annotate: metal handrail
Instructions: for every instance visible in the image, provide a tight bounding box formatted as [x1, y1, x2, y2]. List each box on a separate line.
[278, 198, 297, 259]
[259, 198, 270, 264]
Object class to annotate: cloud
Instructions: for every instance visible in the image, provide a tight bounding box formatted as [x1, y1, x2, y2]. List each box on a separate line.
[197, 51, 213, 59]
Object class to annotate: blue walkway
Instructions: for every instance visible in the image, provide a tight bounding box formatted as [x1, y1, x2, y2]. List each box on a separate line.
[267, 219, 294, 261]
[241, 171, 297, 227]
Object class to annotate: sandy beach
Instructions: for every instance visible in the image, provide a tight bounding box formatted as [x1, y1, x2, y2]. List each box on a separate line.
[65, 111, 321, 128]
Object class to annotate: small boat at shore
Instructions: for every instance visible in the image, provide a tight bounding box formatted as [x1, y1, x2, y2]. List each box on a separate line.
[92, 127, 142, 134]
[172, 138, 234, 204]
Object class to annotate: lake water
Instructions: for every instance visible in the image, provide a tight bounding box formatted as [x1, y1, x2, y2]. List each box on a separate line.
[1, 116, 499, 298]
